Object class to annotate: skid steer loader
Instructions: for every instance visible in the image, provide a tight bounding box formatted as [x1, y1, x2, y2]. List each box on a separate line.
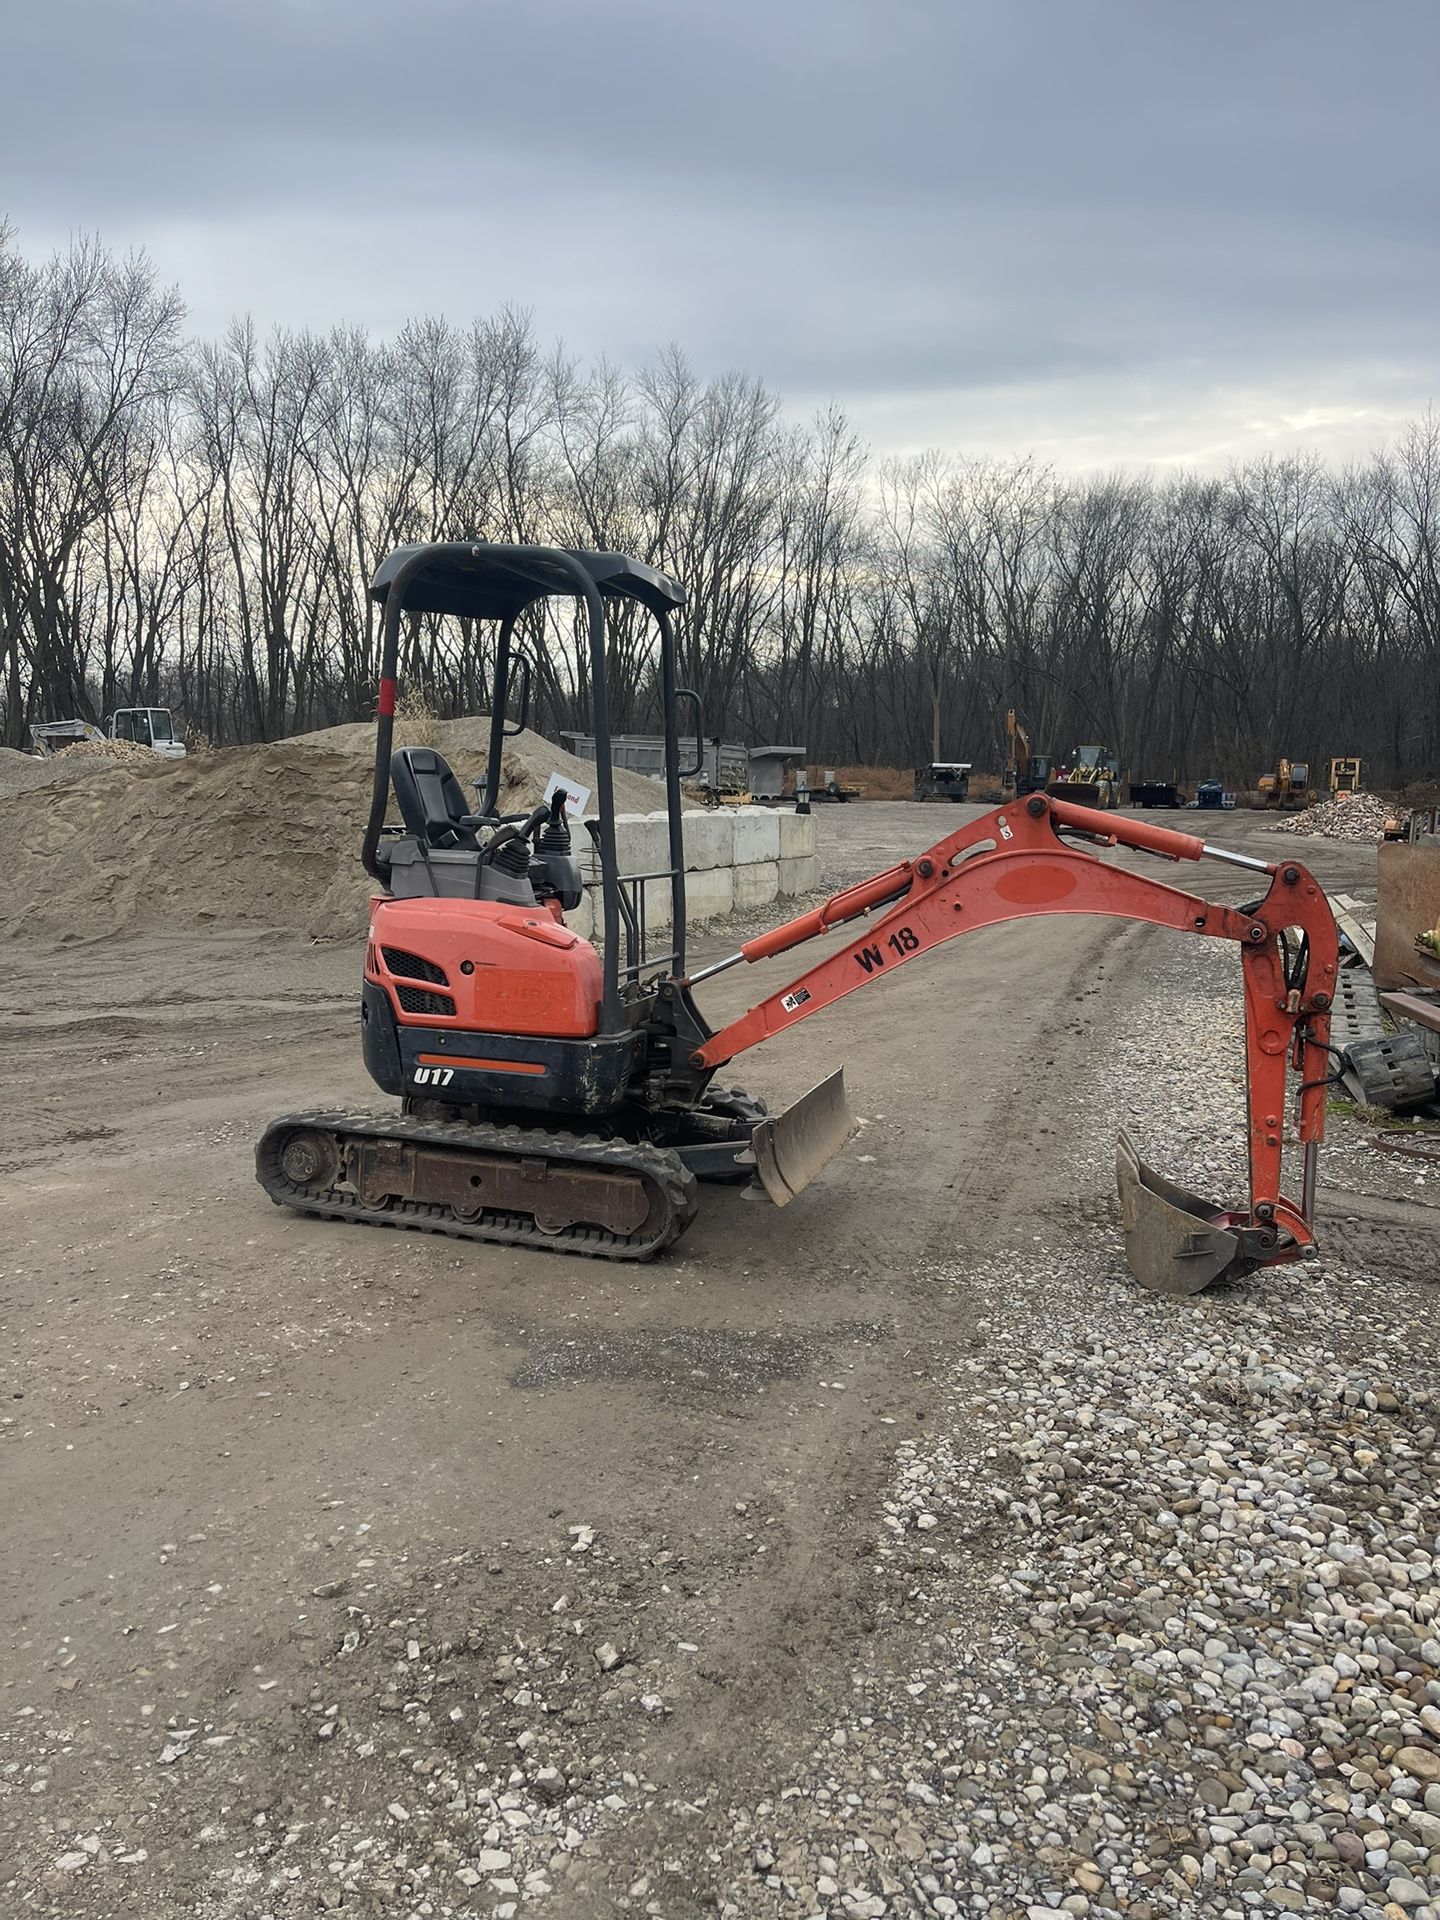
[257, 542, 1338, 1296]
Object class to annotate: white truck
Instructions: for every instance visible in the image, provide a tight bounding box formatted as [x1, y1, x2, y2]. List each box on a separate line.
[30, 708, 187, 760]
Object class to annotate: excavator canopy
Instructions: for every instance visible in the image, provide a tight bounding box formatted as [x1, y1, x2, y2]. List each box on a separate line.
[369, 543, 684, 622]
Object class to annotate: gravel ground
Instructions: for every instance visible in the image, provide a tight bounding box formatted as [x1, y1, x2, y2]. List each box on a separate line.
[692, 943, 1439, 1920]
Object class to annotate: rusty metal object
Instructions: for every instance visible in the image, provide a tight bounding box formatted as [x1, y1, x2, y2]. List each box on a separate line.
[750, 1068, 857, 1207]
[1116, 1131, 1244, 1296]
[1368, 1130, 1440, 1164]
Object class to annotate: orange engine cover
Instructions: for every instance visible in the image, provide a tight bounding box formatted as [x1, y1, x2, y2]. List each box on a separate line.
[367, 897, 601, 1039]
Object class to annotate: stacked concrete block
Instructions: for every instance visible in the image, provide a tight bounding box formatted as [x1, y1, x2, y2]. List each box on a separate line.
[730, 807, 782, 865]
[684, 865, 736, 922]
[563, 804, 818, 942]
[679, 810, 734, 871]
[779, 853, 821, 895]
[641, 875, 676, 934]
[777, 807, 821, 896]
[617, 812, 675, 887]
[733, 860, 781, 911]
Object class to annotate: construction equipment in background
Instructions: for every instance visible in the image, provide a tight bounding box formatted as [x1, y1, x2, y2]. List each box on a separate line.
[30, 708, 188, 760]
[256, 540, 1339, 1298]
[1257, 758, 1313, 809]
[807, 768, 862, 803]
[1129, 779, 1185, 809]
[914, 761, 972, 802]
[1049, 745, 1122, 810]
[1127, 777, 1231, 811]
[1002, 709, 1053, 796]
[693, 736, 750, 808]
[701, 782, 754, 810]
[1329, 756, 1363, 797]
[30, 720, 104, 753]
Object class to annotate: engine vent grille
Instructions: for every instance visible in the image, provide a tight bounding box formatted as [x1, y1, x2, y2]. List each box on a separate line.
[394, 984, 457, 1018]
[382, 947, 448, 985]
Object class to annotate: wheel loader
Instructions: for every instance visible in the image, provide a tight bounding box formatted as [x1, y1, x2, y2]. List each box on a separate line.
[1050, 745, 1122, 810]
[258, 541, 1339, 1296]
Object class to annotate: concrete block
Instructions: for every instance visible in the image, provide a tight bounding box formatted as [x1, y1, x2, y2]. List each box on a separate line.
[684, 866, 735, 923]
[778, 809, 817, 858]
[729, 807, 781, 864]
[680, 810, 734, 871]
[778, 853, 821, 897]
[641, 875, 676, 935]
[613, 812, 672, 885]
[732, 859, 780, 912]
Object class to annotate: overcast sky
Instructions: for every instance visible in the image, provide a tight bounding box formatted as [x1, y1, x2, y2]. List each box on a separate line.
[7, 0, 1437, 470]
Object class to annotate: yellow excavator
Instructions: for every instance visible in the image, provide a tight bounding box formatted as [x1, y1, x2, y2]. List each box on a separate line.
[1003, 709, 1053, 795]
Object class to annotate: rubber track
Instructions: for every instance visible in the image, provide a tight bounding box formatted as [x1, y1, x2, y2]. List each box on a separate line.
[256, 1109, 698, 1262]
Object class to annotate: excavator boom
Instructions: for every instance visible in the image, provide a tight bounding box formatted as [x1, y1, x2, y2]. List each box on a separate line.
[686, 793, 1337, 1294]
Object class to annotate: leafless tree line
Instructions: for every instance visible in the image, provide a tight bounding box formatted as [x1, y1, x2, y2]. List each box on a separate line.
[3, 226, 1438, 786]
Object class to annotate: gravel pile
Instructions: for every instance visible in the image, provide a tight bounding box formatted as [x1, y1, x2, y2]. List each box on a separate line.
[706, 1251, 1438, 1920]
[51, 736, 157, 766]
[1272, 794, 1403, 842]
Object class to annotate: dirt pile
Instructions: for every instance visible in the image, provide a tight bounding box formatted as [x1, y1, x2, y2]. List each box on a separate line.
[0, 744, 125, 798]
[1270, 790, 1404, 841]
[4, 719, 671, 942]
[289, 714, 676, 815]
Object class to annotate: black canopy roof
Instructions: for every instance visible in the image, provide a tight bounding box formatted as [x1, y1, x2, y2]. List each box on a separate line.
[369, 543, 685, 621]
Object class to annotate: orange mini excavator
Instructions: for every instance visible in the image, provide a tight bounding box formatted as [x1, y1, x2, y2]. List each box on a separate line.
[257, 542, 1338, 1296]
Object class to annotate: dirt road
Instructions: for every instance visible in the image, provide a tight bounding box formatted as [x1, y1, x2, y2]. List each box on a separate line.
[2, 804, 1431, 1917]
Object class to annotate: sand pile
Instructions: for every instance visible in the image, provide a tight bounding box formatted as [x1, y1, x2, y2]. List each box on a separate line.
[4, 719, 672, 942]
[288, 714, 675, 810]
[1270, 790, 1404, 841]
[0, 745, 126, 798]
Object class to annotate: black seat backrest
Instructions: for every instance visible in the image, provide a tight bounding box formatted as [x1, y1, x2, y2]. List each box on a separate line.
[390, 748, 479, 850]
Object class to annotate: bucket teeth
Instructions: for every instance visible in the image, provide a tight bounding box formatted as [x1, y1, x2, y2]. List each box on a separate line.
[1115, 1130, 1244, 1296]
[751, 1068, 857, 1206]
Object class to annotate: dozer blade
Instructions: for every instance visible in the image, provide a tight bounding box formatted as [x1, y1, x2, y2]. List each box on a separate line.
[751, 1068, 858, 1207]
[1115, 1129, 1244, 1296]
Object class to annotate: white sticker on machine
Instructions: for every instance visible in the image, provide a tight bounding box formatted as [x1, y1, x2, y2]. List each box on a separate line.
[780, 987, 812, 1013]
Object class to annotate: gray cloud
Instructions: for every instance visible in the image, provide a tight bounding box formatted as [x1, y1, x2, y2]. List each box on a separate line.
[7, 0, 1437, 467]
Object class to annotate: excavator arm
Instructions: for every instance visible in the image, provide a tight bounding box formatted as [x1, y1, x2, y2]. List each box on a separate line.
[684, 792, 1338, 1296]
[1004, 706, 1031, 786]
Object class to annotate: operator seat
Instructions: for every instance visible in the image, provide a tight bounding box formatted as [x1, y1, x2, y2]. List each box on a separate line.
[390, 748, 479, 850]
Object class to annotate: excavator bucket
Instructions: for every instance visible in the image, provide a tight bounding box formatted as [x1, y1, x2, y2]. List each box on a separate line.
[751, 1068, 858, 1206]
[1115, 1130, 1245, 1296]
